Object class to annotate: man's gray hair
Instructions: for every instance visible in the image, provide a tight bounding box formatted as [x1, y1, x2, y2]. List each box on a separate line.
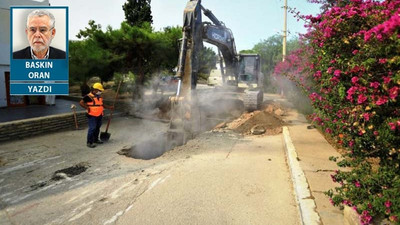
[26, 9, 55, 28]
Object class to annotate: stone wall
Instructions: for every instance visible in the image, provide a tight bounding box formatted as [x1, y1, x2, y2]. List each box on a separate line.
[0, 96, 136, 143]
[0, 111, 127, 143]
[0, 112, 89, 142]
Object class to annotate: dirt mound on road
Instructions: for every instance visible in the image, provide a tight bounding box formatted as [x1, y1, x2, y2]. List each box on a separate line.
[222, 104, 286, 135]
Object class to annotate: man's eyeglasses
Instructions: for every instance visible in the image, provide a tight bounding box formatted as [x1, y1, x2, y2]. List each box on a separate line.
[27, 27, 54, 34]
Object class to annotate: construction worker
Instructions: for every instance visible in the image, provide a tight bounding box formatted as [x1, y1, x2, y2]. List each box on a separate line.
[79, 83, 114, 148]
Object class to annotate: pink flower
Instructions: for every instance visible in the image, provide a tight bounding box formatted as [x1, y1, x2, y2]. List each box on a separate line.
[330, 174, 337, 182]
[354, 181, 361, 187]
[383, 76, 391, 84]
[379, 58, 387, 64]
[385, 200, 392, 208]
[389, 215, 398, 222]
[334, 69, 341, 77]
[376, 96, 388, 105]
[388, 86, 399, 100]
[313, 70, 322, 79]
[352, 49, 359, 55]
[357, 94, 367, 104]
[363, 113, 370, 121]
[370, 82, 380, 89]
[309, 92, 322, 102]
[330, 76, 340, 85]
[373, 131, 379, 136]
[364, 32, 372, 42]
[347, 86, 358, 95]
[343, 200, 352, 205]
[388, 122, 396, 131]
[325, 128, 332, 133]
[347, 86, 358, 101]
[361, 210, 372, 225]
[351, 76, 359, 84]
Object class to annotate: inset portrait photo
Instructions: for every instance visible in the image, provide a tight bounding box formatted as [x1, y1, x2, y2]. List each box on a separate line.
[12, 7, 67, 60]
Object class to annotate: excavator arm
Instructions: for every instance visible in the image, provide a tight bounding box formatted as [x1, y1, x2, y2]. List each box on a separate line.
[167, 0, 263, 147]
[176, 0, 238, 90]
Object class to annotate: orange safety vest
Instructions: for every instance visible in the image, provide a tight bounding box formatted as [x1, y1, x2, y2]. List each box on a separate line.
[86, 93, 104, 116]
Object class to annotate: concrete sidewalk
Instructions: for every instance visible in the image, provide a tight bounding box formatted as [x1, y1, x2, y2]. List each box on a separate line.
[278, 97, 344, 225]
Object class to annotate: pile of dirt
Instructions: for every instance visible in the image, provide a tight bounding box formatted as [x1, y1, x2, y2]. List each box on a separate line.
[222, 104, 286, 135]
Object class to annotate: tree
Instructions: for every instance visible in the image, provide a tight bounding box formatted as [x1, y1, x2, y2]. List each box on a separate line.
[73, 20, 125, 83]
[251, 35, 300, 76]
[150, 26, 182, 74]
[198, 47, 217, 80]
[122, 0, 153, 27]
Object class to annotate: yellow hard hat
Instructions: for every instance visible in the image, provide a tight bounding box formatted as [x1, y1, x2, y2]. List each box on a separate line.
[92, 82, 104, 91]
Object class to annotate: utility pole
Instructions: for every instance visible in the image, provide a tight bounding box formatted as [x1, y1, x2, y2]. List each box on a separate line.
[282, 0, 287, 62]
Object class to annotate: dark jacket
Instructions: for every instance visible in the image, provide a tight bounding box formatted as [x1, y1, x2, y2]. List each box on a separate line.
[13, 46, 66, 59]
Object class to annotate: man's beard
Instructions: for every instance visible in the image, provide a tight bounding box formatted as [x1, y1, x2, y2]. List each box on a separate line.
[30, 38, 52, 53]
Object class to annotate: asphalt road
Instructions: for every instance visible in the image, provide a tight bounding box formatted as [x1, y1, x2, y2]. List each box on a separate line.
[0, 115, 300, 225]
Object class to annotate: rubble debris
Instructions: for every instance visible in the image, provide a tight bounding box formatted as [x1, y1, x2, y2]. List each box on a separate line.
[223, 104, 285, 136]
[30, 181, 47, 191]
[274, 108, 284, 116]
[307, 125, 316, 129]
[214, 122, 227, 129]
[51, 162, 89, 181]
[117, 145, 132, 156]
[250, 125, 266, 135]
[52, 172, 70, 181]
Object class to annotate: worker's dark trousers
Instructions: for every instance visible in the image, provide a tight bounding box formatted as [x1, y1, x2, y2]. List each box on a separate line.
[87, 115, 102, 144]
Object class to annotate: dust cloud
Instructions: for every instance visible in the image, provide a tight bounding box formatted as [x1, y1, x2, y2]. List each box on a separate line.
[118, 72, 294, 160]
[116, 78, 249, 160]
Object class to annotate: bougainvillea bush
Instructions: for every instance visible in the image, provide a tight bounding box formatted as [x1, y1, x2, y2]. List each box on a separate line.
[275, 0, 400, 224]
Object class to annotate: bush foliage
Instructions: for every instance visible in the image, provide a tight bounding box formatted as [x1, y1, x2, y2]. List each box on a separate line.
[275, 0, 400, 223]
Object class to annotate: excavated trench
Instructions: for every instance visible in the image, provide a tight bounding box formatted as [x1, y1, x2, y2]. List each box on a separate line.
[118, 99, 243, 160]
[118, 100, 285, 160]
[118, 133, 168, 160]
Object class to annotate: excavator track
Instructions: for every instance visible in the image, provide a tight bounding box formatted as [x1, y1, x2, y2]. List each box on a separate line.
[243, 90, 263, 111]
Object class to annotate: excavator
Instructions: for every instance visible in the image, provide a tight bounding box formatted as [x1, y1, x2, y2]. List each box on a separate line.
[167, 0, 264, 147]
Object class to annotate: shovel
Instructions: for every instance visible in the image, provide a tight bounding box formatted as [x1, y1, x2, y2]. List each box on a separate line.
[70, 104, 82, 130]
[100, 80, 122, 142]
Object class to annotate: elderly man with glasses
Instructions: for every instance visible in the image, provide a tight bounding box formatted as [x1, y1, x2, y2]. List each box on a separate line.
[13, 9, 66, 59]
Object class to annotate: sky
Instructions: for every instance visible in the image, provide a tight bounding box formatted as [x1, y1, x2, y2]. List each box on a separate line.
[49, 0, 322, 51]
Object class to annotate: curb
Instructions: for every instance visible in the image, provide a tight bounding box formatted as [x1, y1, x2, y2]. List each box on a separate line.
[282, 126, 322, 225]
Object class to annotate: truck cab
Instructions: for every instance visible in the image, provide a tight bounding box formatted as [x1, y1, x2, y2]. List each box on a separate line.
[237, 54, 263, 91]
